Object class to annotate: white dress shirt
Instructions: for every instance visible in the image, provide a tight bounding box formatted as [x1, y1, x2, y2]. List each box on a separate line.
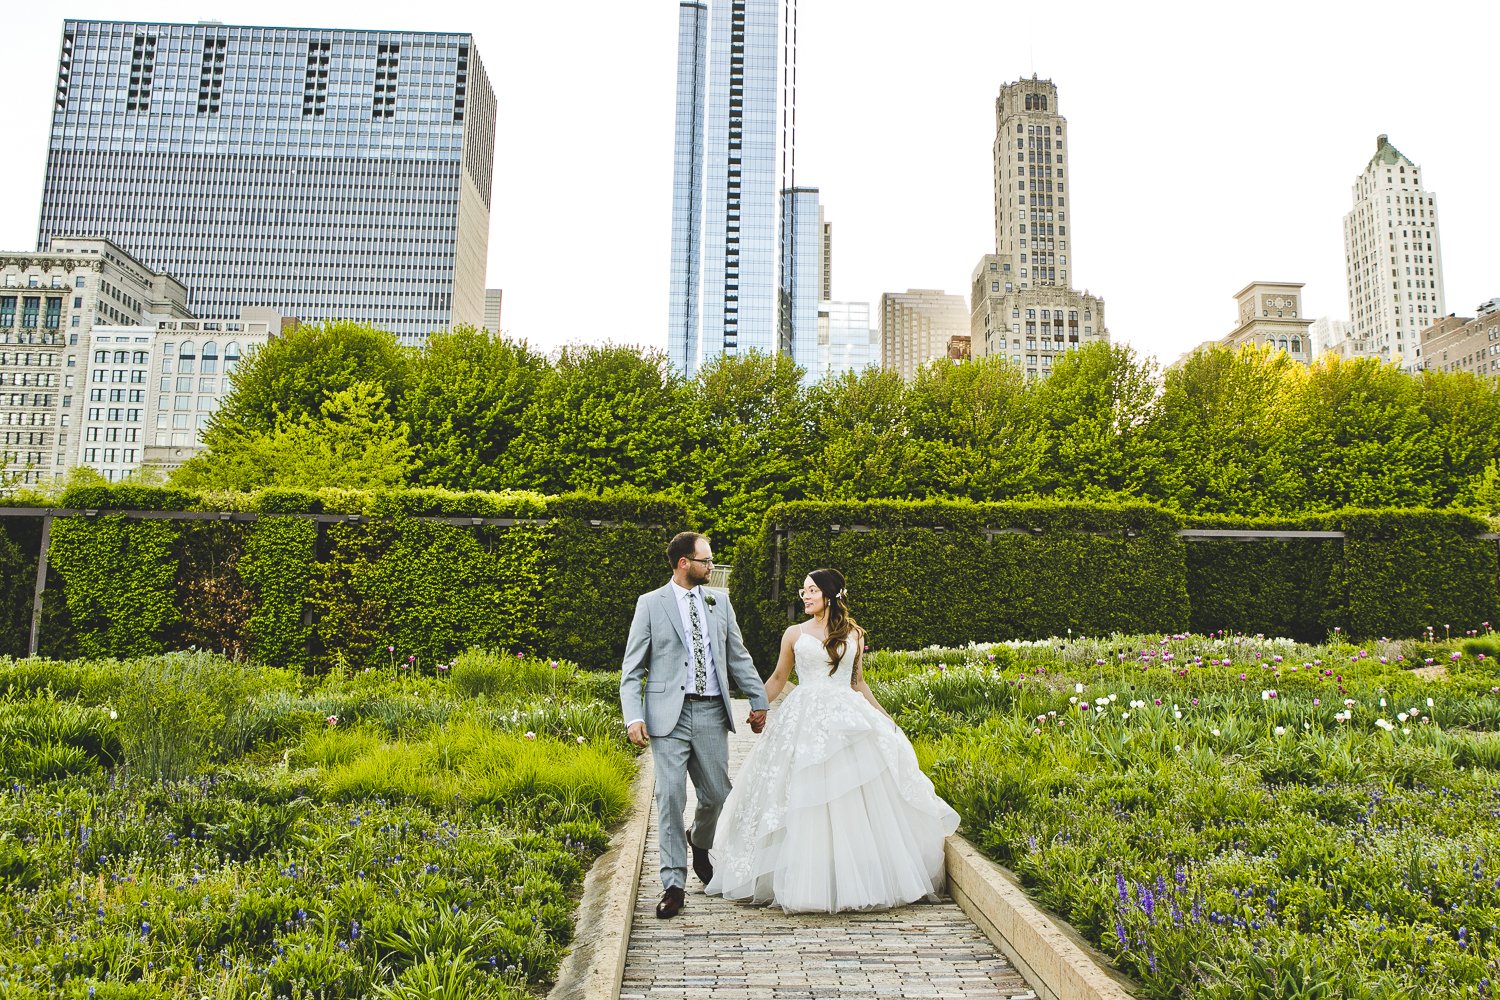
[670, 580, 722, 697]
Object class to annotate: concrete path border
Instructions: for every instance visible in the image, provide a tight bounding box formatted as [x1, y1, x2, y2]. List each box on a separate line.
[547, 751, 655, 1000]
[946, 835, 1139, 1000]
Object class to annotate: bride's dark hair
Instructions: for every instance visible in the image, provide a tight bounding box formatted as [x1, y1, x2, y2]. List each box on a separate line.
[808, 568, 861, 678]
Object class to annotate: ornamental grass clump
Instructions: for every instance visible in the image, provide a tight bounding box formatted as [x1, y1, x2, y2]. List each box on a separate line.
[0, 647, 630, 998]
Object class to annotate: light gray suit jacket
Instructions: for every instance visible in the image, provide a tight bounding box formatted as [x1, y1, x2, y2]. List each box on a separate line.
[619, 582, 769, 737]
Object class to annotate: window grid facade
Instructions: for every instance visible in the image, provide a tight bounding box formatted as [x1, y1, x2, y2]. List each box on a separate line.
[0, 238, 191, 486]
[38, 20, 496, 345]
[672, 0, 797, 374]
[1343, 134, 1445, 370]
[815, 301, 877, 380]
[667, 2, 709, 375]
[970, 79, 1109, 377]
[778, 186, 821, 378]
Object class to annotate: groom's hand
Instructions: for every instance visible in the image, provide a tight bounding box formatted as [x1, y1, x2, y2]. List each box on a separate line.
[748, 709, 767, 734]
[627, 722, 650, 747]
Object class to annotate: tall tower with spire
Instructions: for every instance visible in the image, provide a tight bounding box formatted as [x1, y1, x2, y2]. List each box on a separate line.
[969, 77, 1108, 378]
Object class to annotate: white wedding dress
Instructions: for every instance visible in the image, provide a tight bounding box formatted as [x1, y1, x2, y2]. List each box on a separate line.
[705, 630, 960, 913]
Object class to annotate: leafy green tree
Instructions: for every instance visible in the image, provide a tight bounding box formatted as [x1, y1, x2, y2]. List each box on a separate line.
[1147, 344, 1306, 515]
[904, 355, 1045, 501]
[207, 320, 408, 440]
[1290, 356, 1440, 509]
[400, 326, 548, 491]
[805, 366, 916, 499]
[688, 351, 815, 550]
[1418, 368, 1500, 508]
[175, 381, 415, 491]
[504, 344, 697, 496]
[1028, 342, 1162, 500]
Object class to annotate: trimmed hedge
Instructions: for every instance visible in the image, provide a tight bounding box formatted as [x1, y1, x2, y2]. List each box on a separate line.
[732, 499, 1191, 664]
[1184, 509, 1498, 642]
[12, 484, 689, 670]
[1335, 508, 1498, 638]
[734, 500, 1500, 661]
[1182, 513, 1342, 643]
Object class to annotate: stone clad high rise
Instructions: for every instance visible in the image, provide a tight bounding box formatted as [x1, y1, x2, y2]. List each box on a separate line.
[970, 78, 1108, 377]
[1342, 134, 1445, 367]
[37, 20, 497, 344]
[667, 0, 800, 376]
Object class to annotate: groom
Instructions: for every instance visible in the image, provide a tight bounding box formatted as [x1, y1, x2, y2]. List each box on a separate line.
[620, 531, 769, 918]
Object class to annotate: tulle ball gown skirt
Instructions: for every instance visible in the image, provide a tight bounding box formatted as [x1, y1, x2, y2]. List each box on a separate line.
[705, 681, 960, 913]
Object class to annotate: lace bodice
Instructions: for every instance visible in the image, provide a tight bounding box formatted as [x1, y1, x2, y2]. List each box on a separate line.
[792, 630, 856, 688]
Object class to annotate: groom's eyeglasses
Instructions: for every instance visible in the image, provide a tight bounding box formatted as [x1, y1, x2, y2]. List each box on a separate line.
[685, 556, 715, 566]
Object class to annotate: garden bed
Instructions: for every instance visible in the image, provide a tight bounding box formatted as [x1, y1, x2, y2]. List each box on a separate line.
[0, 650, 634, 1000]
[869, 630, 1500, 998]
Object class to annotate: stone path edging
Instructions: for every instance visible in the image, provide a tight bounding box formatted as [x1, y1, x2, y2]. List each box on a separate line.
[547, 750, 656, 1000]
[946, 836, 1139, 1000]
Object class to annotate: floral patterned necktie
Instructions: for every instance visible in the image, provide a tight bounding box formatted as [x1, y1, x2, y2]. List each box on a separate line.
[687, 591, 708, 695]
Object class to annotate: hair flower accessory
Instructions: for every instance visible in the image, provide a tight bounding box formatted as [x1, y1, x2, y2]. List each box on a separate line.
[837, 588, 848, 599]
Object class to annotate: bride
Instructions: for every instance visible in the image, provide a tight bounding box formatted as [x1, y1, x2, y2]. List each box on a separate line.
[705, 568, 959, 912]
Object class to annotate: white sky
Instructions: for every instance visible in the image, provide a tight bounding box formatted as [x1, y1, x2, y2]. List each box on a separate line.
[2, 2, 1497, 367]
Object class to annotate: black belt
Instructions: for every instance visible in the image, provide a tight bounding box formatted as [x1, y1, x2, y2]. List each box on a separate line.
[683, 693, 719, 701]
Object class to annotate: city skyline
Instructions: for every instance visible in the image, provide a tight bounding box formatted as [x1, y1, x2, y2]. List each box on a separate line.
[0, 2, 1496, 367]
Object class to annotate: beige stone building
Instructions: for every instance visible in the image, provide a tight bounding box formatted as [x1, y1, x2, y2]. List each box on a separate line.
[969, 78, 1109, 377]
[1343, 135, 1445, 369]
[880, 289, 968, 380]
[1415, 300, 1500, 376]
[1219, 282, 1315, 363]
[0, 238, 190, 487]
[80, 310, 283, 482]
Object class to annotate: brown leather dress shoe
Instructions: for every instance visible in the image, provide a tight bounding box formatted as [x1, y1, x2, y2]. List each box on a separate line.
[655, 886, 686, 918]
[688, 827, 714, 884]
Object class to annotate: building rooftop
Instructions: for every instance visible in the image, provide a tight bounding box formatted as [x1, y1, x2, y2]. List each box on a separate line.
[1366, 134, 1415, 172]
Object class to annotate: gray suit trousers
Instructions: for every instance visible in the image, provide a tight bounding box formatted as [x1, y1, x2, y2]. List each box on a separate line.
[652, 698, 732, 891]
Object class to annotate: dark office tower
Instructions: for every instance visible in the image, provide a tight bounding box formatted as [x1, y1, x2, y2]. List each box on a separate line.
[37, 20, 497, 344]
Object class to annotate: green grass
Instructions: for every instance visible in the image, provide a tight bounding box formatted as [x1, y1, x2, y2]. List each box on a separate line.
[873, 631, 1500, 999]
[0, 650, 635, 999]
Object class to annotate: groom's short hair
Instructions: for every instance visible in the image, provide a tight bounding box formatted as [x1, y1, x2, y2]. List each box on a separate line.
[667, 531, 707, 569]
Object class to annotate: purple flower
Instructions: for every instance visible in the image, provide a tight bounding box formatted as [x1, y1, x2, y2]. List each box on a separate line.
[1115, 919, 1128, 949]
[1117, 871, 1128, 906]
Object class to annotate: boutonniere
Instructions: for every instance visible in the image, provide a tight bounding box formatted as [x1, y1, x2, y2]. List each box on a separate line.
[703, 592, 717, 610]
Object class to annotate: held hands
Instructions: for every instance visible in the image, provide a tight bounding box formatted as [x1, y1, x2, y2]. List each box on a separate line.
[748, 709, 767, 734]
[627, 722, 650, 748]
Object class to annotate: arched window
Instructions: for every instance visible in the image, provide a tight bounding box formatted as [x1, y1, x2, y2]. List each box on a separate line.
[1279, 338, 1289, 352]
[178, 341, 196, 373]
[224, 342, 241, 374]
[93, 350, 108, 363]
[113, 350, 127, 363]
[201, 341, 219, 374]
[1291, 337, 1302, 354]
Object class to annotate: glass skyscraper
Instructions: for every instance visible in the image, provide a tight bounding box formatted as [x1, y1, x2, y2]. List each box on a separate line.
[37, 20, 496, 344]
[668, 0, 802, 376]
[779, 186, 821, 378]
[667, 3, 708, 374]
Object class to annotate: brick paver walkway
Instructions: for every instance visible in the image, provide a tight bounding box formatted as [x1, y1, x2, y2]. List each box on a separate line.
[619, 700, 1037, 1000]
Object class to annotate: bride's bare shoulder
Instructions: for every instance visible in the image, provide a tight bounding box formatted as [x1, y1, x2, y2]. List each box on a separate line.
[781, 623, 805, 643]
